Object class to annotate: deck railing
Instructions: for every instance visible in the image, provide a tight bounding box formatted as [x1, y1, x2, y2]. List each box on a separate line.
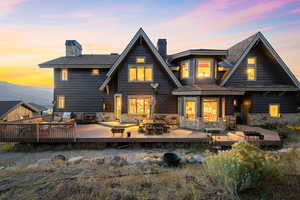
[0, 122, 76, 142]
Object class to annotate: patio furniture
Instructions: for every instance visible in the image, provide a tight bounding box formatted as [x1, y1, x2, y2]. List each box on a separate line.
[111, 127, 125, 137]
[145, 122, 169, 135]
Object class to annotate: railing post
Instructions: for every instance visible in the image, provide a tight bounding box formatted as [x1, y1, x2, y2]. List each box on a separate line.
[36, 123, 39, 142]
[73, 122, 77, 142]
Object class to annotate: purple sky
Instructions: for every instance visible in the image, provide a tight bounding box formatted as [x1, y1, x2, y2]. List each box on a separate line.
[0, 0, 300, 88]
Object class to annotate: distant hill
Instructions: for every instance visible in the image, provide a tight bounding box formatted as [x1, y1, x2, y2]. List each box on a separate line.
[0, 82, 53, 108]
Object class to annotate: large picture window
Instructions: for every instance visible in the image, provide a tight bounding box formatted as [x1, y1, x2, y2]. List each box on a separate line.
[129, 65, 153, 82]
[128, 96, 151, 115]
[184, 98, 196, 120]
[202, 98, 218, 122]
[196, 59, 211, 78]
[181, 61, 189, 79]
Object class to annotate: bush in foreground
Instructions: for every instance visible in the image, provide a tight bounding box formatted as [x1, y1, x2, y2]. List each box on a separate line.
[204, 142, 279, 197]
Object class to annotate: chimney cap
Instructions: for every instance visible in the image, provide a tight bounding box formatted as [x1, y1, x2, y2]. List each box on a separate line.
[65, 40, 82, 50]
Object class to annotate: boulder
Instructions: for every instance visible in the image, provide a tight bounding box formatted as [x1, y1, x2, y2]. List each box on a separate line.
[193, 155, 204, 163]
[0, 166, 5, 170]
[91, 157, 105, 165]
[26, 163, 39, 170]
[51, 154, 66, 162]
[67, 156, 83, 165]
[126, 157, 139, 165]
[109, 156, 127, 166]
[36, 159, 51, 165]
[278, 148, 291, 153]
[185, 154, 204, 164]
[163, 153, 181, 167]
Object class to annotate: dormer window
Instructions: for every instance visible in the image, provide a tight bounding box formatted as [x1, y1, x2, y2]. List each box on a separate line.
[61, 69, 68, 81]
[136, 57, 145, 63]
[247, 57, 256, 81]
[181, 61, 189, 79]
[196, 59, 212, 78]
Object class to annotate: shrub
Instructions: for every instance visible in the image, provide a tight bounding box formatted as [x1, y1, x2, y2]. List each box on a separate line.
[204, 142, 279, 197]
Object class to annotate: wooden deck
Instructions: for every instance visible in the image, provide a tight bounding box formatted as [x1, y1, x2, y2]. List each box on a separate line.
[0, 122, 281, 147]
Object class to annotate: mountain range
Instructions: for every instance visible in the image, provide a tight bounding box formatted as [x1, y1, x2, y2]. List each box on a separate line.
[0, 81, 53, 108]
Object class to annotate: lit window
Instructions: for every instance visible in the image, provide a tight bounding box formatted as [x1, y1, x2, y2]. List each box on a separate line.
[91, 69, 100, 75]
[136, 57, 145, 63]
[196, 59, 211, 78]
[269, 104, 280, 117]
[185, 99, 196, 120]
[61, 69, 68, 81]
[202, 99, 218, 122]
[181, 61, 189, 79]
[247, 67, 256, 81]
[128, 65, 153, 82]
[247, 57, 256, 65]
[57, 96, 65, 109]
[128, 97, 151, 115]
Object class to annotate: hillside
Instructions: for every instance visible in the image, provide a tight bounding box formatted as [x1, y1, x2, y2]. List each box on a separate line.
[0, 81, 53, 108]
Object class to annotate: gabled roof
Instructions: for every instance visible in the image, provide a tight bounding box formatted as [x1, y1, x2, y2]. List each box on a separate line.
[100, 28, 182, 90]
[39, 54, 119, 68]
[169, 49, 228, 61]
[220, 32, 300, 88]
[0, 101, 39, 120]
[28, 102, 48, 112]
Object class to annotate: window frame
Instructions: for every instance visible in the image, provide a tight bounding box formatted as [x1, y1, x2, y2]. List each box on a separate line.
[128, 64, 153, 82]
[57, 96, 65, 109]
[91, 68, 100, 75]
[269, 104, 280, 118]
[202, 98, 219, 122]
[196, 58, 213, 79]
[247, 56, 256, 81]
[180, 60, 190, 79]
[127, 95, 152, 115]
[61, 68, 68, 81]
[184, 97, 197, 121]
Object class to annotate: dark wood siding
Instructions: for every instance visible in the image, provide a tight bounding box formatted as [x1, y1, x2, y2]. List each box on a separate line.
[54, 68, 113, 112]
[250, 92, 297, 113]
[112, 38, 178, 114]
[225, 42, 294, 86]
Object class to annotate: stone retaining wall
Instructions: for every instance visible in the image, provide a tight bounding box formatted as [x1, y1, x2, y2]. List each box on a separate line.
[179, 116, 235, 131]
[120, 114, 178, 124]
[249, 113, 300, 126]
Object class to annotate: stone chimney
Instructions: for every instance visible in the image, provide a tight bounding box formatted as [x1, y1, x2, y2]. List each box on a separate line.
[157, 39, 167, 59]
[65, 40, 82, 56]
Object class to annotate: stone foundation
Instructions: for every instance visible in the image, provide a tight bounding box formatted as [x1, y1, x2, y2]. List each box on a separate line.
[249, 113, 300, 126]
[179, 115, 234, 131]
[96, 112, 115, 122]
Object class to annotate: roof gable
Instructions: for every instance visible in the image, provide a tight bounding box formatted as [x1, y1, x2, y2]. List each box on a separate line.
[221, 32, 300, 88]
[100, 28, 182, 90]
[0, 101, 39, 119]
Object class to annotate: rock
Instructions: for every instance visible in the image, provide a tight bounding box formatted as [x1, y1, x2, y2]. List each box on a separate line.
[109, 156, 127, 166]
[163, 153, 181, 167]
[5, 166, 16, 171]
[193, 155, 204, 163]
[91, 157, 105, 165]
[51, 154, 66, 162]
[141, 157, 163, 164]
[0, 166, 5, 170]
[126, 157, 139, 164]
[36, 159, 51, 165]
[67, 156, 83, 165]
[26, 163, 39, 170]
[278, 148, 291, 153]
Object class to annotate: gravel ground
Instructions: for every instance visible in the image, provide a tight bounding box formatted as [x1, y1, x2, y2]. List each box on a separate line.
[0, 148, 187, 166]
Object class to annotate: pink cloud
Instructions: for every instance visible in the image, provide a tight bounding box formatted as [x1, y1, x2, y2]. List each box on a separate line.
[0, 0, 26, 16]
[288, 7, 300, 15]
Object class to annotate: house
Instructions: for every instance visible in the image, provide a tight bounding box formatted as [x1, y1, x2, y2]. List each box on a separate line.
[0, 101, 40, 122]
[28, 102, 48, 116]
[39, 28, 300, 130]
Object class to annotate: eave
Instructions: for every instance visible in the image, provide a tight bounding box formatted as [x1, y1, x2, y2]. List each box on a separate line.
[169, 49, 228, 62]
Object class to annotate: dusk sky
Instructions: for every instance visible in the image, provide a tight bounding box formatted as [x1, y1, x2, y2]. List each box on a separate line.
[0, 0, 300, 88]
